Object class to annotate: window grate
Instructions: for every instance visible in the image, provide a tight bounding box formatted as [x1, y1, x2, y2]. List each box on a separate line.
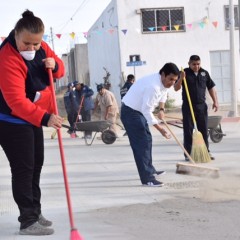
[224, 5, 239, 29]
[141, 7, 185, 33]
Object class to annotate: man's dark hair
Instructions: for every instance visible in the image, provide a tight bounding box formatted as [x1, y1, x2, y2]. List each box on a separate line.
[189, 55, 201, 61]
[127, 74, 135, 81]
[159, 62, 179, 77]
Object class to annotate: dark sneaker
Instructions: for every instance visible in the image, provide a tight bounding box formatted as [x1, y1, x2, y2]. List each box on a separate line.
[143, 179, 164, 187]
[38, 214, 52, 227]
[19, 222, 54, 236]
[185, 157, 189, 161]
[154, 170, 166, 176]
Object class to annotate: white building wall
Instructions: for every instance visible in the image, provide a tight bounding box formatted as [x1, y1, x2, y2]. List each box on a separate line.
[88, 0, 239, 106]
[88, 0, 122, 101]
[74, 44, 90, 85]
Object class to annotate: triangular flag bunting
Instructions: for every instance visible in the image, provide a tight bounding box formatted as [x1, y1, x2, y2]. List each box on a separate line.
[135, 28, 141, 33]
[121, 29, 127, 35]
[70, 32, 75, 39]
[108, 29, 115, 34]
[43, 34, 49, 41]
[212, 21, 218, 28]
[83, 32, 88, 38]
[199, 22, 205, 28]
[96, 30, 102, 35]
[203, 17, 209, 24]
[148, 27, 155, 31]
[56, 34, 62, 39]
[186, 24, 192, 29]
[161, 26, 167, 31]
[174, 25, 180, 31]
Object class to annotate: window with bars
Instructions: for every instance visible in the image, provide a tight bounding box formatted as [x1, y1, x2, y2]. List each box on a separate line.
[224, 5, 239, 29]
[141, 7, 185, 33]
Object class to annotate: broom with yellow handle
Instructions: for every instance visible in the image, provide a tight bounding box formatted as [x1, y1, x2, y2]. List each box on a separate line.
[181, 68, 211, 163]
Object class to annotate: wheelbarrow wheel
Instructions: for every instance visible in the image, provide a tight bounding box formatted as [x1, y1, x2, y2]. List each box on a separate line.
[209, 125, 223, 143]
[101, 129, 117, 144]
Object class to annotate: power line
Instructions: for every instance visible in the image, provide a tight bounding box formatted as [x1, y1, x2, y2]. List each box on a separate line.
[58, 0, 90, 33]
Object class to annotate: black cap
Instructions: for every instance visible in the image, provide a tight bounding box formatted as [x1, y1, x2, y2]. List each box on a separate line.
[97, 84, 104, 92]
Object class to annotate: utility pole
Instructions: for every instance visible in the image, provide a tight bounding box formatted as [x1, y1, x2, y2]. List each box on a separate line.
[239, 0, 240, 52]
[50, 27, 58, 89]
[50, 27, 55, 52]
[229, 0, 238, 117]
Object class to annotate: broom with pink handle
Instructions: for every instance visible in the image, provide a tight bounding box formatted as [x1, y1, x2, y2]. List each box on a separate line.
[48, 69, 84, 240]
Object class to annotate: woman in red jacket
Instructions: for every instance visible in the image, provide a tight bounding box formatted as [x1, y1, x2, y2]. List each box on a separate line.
[0, 10, 64, 236]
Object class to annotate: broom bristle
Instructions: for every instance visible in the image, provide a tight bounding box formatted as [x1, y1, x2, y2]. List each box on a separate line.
[71, 228, 84, 240]
[176, 162, 219, 178]
[191, 131, 211, 163]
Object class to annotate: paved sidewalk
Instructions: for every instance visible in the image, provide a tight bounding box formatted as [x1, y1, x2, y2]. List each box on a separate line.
[0, 119, 240, 240]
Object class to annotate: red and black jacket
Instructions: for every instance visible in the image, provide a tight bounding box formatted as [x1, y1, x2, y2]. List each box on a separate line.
[0, 30, 65, 127]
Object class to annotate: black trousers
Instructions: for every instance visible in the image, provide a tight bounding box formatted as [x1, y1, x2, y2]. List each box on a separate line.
[182, 102, 209, 156]
[0, 121, 44, 229]
[67, 111, 78, 132]
[81, 109, 92, 137]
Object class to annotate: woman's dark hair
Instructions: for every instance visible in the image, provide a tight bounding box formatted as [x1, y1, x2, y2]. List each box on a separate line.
[159, 62, 179, 77]
[14, 9, 44, 34]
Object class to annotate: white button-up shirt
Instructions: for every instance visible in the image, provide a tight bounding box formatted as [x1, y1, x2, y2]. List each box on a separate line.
[122, 73, 169, 125]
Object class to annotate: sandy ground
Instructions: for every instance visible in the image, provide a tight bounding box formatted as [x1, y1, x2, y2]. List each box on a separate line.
[82, 199, 240, 240]
[75, 172, 240, 240]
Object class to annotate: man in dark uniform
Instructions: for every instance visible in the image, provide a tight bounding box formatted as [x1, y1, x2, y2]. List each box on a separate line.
[174, 55, 219, 161]
[74, 81, 94, 139]
[120, 74, 135, 99]
[63, 82, 78, 135]
[120, 74, 135, 136]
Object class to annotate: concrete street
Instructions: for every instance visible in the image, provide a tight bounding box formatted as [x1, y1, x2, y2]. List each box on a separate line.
[0, 117, 240, 240]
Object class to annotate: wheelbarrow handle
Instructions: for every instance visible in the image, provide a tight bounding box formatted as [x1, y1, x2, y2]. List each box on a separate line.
[62, 124, 71, 129]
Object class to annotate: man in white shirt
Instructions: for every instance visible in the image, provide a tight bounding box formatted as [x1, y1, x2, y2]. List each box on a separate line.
[121, 62, 180, 187]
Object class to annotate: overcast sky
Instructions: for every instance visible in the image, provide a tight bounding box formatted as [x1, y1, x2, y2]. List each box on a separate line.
[0, 0, 111, 55]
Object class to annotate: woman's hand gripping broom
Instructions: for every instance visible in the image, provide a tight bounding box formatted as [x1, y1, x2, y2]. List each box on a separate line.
[181, 68, 211, 163]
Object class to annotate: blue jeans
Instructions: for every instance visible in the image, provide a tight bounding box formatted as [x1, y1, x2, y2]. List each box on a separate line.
[121, 104, 156, 184]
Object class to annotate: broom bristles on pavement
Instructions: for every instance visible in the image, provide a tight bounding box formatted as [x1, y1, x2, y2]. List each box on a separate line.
[71, 228, 84, 240]
[191, 130, 211, 163]
[176, 162, 219, 178]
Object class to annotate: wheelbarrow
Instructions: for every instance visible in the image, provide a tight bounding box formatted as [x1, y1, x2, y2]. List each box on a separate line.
[62, 120, 117, 146]
[207, 116, 226, 143]
[166, 115, 226, 143]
